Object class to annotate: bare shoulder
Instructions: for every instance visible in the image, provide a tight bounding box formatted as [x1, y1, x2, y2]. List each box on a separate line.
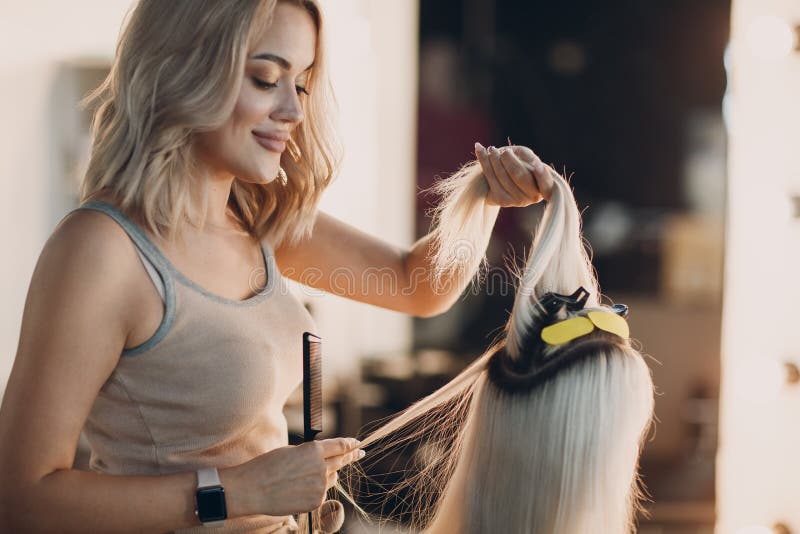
[0, 208, 148, 486]
[37, 207, 145, 332]
[52, 206, 130, 249]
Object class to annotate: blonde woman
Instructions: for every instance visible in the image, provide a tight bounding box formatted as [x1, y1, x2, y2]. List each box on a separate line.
[0, 0, 549, 532]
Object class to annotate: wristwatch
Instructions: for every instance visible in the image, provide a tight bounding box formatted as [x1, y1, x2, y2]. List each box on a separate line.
[195, 467, 227, 528]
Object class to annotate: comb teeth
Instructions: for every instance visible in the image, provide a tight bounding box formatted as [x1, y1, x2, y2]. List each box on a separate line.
[303, 332, 322, 440]
[308, 344, 322, 430]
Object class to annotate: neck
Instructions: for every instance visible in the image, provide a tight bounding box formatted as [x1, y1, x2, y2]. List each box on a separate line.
[183, 176, 251, 236]
[199, 175, 236, 227]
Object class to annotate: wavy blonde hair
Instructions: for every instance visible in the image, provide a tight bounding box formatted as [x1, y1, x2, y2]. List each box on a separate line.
[339, 163, 654, 533]
[80, 0, 342, 245]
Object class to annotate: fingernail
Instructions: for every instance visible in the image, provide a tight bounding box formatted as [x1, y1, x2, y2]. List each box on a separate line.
[358, 449, 366, 459]
[535, 161, 545, 173]
[475, 142, 484, 152]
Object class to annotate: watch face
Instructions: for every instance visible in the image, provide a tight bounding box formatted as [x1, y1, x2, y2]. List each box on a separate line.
[196, 487, 227, 522]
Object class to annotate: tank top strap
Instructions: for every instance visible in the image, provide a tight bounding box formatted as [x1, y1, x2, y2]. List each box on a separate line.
[74, 199, 177, 357]
[76, 200, 172, 275]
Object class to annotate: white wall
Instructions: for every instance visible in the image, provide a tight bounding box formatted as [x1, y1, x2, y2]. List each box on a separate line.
[0, 1, 418, 396]
[0, 0, 138, 399]
[311, 0, 418, 378]
[718, 0, 800, 532]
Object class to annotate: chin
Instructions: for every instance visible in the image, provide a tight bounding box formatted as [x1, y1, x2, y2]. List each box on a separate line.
[236, 167, 279, 185]
[238, 176, 276, 186]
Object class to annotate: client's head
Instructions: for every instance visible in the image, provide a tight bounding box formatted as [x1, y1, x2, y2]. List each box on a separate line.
[425, 293, 654, 534]
[342, 161, 654, 534]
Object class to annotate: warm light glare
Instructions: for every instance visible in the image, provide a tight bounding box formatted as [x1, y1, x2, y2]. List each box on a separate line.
[720, 2, 800, 532]
[745, 15, 795, 60]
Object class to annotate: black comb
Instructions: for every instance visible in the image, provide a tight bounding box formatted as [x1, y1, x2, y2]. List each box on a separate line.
[303, 332, 323, 441]
[302, 332, 322, 534]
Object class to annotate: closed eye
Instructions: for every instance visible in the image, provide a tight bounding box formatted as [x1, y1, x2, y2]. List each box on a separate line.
[252, 77, 309, 96]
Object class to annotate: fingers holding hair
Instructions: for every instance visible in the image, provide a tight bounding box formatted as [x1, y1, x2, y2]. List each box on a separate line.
[508, 145, 557, 202]
[475, 142, 517, 206]
[499, 147, 543, 203]
[487, 146, 530, 206]
[326, 469, 338, 489]
[317, 437, 360, 458]
[325, 446, 366, 472]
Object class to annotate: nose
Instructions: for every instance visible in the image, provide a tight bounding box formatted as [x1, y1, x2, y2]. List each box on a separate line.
[270, 84, 305, 125]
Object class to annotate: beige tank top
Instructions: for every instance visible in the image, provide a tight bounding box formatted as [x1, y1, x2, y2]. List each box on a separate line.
[75, 200, 316, 533]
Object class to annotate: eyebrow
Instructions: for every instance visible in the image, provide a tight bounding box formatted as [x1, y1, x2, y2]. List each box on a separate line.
[250, 53, 314, 72]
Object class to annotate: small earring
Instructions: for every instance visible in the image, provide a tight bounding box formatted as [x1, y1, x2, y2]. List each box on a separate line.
[277, 167, 288, 186]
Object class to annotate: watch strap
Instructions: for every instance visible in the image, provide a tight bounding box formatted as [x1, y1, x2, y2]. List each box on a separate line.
[197, 467, 222, 488]
[196, 467, 226, 528]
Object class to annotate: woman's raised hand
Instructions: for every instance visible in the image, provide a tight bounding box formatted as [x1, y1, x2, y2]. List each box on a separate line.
[224, 437, 364, 517]
[474, 143, 556, 206]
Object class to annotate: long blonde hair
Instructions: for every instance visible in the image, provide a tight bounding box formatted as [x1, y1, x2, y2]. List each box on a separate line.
[341, 162, 655, 533]
[80, 0, 342, 245]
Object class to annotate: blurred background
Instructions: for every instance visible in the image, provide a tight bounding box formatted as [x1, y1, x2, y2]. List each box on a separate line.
[1, 0, 798, 533]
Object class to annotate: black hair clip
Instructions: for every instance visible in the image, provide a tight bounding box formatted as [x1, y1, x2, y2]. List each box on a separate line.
[610, 303, 629, 318]
[491, 288, 632, 395]
[534, 287, 590, 318]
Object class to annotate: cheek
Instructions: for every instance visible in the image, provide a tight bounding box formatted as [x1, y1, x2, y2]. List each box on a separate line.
[233, 87, 270, 126]
[194, 128, 230, 166]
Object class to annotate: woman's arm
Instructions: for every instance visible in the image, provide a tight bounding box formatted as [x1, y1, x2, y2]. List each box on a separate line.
[0, 212, 249, 532]
[275, 144, 549, 318]
[275, 206, 500, 318]
[0, 210, 365, 533]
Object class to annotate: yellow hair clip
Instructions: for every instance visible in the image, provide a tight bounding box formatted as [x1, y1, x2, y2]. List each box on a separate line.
[540, 311, 630, 345]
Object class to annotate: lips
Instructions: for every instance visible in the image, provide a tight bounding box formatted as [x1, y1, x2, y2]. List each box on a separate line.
[252, 130, 289, 153]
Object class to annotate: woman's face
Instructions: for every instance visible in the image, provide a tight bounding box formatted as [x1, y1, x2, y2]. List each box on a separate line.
[195, 2, 317, 185]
